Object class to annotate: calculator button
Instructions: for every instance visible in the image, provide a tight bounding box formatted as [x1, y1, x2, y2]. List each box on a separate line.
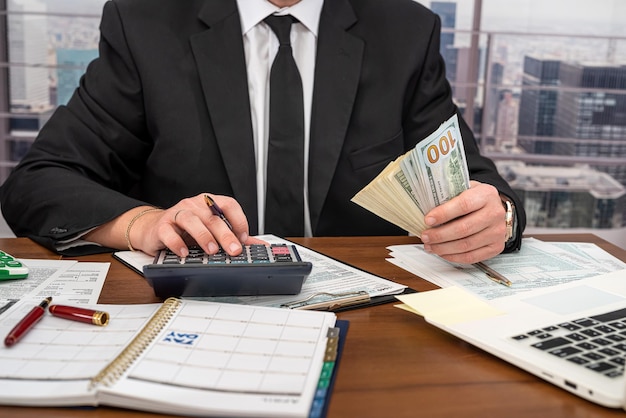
[271, 246, 291, 255]
[229, 255, 249, 264]
[155, 243, 302, 266]
[207, 255, 227, 264]
[274, 255, 294, 262]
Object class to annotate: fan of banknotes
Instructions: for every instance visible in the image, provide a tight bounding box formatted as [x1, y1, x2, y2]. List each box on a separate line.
[351, 114, 470, 237]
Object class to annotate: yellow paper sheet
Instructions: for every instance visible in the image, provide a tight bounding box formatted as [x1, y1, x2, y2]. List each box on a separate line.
[396, 287, 504, 325]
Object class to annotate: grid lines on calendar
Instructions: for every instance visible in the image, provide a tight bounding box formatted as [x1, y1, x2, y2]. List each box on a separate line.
[0, 303, 160, 381]
[127, 302, 328, 396]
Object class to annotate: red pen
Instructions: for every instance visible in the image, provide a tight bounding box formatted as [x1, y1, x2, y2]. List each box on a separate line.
[48, 305, 109, 326]
[4, 297, 52, 347]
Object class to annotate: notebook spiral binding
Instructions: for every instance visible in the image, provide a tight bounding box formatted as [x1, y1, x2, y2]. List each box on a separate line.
[89, 297, 181, 389]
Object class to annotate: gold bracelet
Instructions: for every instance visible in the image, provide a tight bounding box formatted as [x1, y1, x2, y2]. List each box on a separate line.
[125, 208, 161, 251]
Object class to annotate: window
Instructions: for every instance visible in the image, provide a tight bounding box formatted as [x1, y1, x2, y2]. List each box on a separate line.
[0, 0, 104, 181]
[1, 0, 625, 248]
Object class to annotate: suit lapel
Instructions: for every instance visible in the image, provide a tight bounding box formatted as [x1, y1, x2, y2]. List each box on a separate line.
[309, 0, 362, 232]
[189, 0, 362, 235]
[190, 0, 258, 232]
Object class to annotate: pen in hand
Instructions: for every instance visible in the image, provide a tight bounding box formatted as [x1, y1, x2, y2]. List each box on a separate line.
[4, 297, 52, 347]
[473, 262, 512, 287]
[204, 194, 233, 230]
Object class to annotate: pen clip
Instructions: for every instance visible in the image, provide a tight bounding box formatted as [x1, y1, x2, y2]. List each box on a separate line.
[281, 291, 370, 311]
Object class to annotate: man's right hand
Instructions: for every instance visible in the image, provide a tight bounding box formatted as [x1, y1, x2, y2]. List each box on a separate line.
[85, 193, 266, 257]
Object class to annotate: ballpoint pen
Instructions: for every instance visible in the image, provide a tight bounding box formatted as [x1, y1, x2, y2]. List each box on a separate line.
[49, 304, 110, 326]
[204, 194, 233, 230]
[473, 262, 512, 287]
[4, 296, 52, 347]
[281, 291, 371, 311]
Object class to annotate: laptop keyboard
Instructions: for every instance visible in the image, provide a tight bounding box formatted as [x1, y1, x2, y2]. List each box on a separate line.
[510, 307, 626, 378]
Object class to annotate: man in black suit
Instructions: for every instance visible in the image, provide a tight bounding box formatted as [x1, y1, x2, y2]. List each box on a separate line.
[0, 0, 525, 263]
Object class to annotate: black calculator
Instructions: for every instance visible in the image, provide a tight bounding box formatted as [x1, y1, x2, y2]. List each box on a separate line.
[143, 244, 312, 298]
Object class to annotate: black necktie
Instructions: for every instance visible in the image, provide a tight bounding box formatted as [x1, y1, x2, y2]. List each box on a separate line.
[264, 15, 305, 237]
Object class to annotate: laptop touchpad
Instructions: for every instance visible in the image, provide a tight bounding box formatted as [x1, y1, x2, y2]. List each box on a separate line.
[522, 285, 625, 315]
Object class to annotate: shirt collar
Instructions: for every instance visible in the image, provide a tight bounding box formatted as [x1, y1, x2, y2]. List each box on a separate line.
[236, 0, 323, 36]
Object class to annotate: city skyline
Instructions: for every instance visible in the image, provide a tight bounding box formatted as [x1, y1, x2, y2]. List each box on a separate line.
[34, 0, 626, 37]
[423, 0, 626, 36]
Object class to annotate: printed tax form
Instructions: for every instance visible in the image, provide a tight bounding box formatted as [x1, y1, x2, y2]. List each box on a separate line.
[387, 238, 626, 300]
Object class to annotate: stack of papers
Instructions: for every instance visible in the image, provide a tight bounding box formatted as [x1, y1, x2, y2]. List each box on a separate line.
[388, 238, 626, 301]
[115, 234, 407, 311]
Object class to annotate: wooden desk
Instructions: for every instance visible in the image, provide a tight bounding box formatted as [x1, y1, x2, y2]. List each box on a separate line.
[0, 234, 625, 418]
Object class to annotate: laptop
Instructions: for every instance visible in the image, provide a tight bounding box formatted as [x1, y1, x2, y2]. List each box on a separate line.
[426, 269, 626, 409]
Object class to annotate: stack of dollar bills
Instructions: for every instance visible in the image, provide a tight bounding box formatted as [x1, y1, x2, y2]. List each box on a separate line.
[351, 114, 470, 237]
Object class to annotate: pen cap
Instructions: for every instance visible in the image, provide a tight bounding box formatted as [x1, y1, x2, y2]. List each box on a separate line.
[48, 305, 110, 326]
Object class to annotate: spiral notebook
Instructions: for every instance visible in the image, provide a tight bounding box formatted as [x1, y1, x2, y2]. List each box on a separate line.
[0, 297, 342, 417]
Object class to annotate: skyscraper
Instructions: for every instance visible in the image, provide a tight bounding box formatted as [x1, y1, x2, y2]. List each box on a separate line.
[518, 56, 561, 155]
[495, 90, 519, 151]
[519, 57, 626, 188]
[430, 2, 457, 87]
[556, 62, 626, 189]
[517, 56, 626, 227]
[7, 0, 49, 111]
[56, 49, 98, 106]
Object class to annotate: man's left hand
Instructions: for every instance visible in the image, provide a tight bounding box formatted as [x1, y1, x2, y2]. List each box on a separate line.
[420, 180, 507, 264]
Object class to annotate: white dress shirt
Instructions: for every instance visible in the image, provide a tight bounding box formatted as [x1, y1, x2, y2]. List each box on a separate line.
[236, 0, 323, 236]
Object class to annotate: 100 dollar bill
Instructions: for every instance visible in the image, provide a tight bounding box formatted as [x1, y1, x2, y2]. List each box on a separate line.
[351, 114, 470, 236]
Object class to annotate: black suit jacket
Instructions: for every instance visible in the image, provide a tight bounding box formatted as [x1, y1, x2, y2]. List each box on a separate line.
[0, 0, 525, 254]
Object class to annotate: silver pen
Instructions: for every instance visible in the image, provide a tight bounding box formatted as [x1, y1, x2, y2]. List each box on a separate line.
[473, 262, 512, 287]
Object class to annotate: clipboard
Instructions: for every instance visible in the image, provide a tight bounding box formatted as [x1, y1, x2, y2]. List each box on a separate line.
[113, 242, 414, 312]
[281, 288, 417, 312]
[284, 242, 417, 312]
[333, 287, 417, 312]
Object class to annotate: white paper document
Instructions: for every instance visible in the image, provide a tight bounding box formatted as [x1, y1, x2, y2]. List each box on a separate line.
[114, 234, 407, 309]
[387, 238, 626, 300]
[0, 259, 109, 313]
